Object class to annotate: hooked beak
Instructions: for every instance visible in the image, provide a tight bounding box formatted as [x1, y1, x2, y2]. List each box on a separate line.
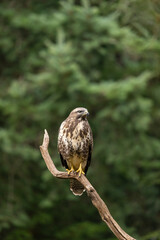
[82, 110, 89, 117]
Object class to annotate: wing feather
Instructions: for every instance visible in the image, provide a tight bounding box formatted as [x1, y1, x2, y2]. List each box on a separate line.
[59, 153, 68, 169]
[58, 120, 69, 169]
[84, 144, 92, 174]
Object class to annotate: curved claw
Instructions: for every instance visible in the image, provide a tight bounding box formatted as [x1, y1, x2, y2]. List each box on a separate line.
[66, 166, 74, 175]
[76, 163, 85, 177]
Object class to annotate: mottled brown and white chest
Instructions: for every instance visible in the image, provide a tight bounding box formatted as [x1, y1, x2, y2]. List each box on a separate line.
[58, 118, 92, 161]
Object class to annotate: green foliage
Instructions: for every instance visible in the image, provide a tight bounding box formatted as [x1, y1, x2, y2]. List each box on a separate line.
[0, 0, 160, 239]
[55, 222, 110, 240]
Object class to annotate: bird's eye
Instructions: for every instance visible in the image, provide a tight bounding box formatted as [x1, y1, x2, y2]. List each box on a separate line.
[78, 110, 83, 113]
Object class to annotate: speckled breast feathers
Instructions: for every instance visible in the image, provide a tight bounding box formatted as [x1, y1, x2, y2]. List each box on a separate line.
[58, 108, 93, 174]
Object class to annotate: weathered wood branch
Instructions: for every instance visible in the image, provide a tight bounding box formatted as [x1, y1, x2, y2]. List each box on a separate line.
[40, 129, 136, 240]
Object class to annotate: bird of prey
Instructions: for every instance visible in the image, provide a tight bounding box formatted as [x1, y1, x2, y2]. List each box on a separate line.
[58, 107, 93, 196]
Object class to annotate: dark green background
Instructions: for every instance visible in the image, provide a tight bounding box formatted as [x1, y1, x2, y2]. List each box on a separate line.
[0, 0, 160, 239]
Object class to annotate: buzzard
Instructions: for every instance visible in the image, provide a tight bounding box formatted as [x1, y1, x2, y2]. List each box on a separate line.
[58, 107, 93, 196]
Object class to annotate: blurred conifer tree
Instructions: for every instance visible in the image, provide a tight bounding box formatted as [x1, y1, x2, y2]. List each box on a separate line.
[0, 0, 160, 239]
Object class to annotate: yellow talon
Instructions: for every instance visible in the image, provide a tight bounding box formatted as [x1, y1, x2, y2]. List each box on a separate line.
[76, 163, 85, 177]
[66, 166, 74, 175]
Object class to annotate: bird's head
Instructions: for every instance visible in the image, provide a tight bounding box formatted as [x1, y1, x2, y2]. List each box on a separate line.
[69, 107, 89, 120]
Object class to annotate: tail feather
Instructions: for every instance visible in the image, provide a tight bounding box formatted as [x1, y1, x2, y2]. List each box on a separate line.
[70, 179, 85, 196]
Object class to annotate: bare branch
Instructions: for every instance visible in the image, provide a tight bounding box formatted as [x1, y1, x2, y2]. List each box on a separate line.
[40, 130, 136, 240]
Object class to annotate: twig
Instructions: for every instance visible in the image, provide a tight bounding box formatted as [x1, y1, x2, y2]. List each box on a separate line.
[40, 129, 136, 240]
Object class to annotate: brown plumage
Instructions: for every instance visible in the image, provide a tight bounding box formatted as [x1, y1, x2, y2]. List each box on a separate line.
[58, 107, 93, 196]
